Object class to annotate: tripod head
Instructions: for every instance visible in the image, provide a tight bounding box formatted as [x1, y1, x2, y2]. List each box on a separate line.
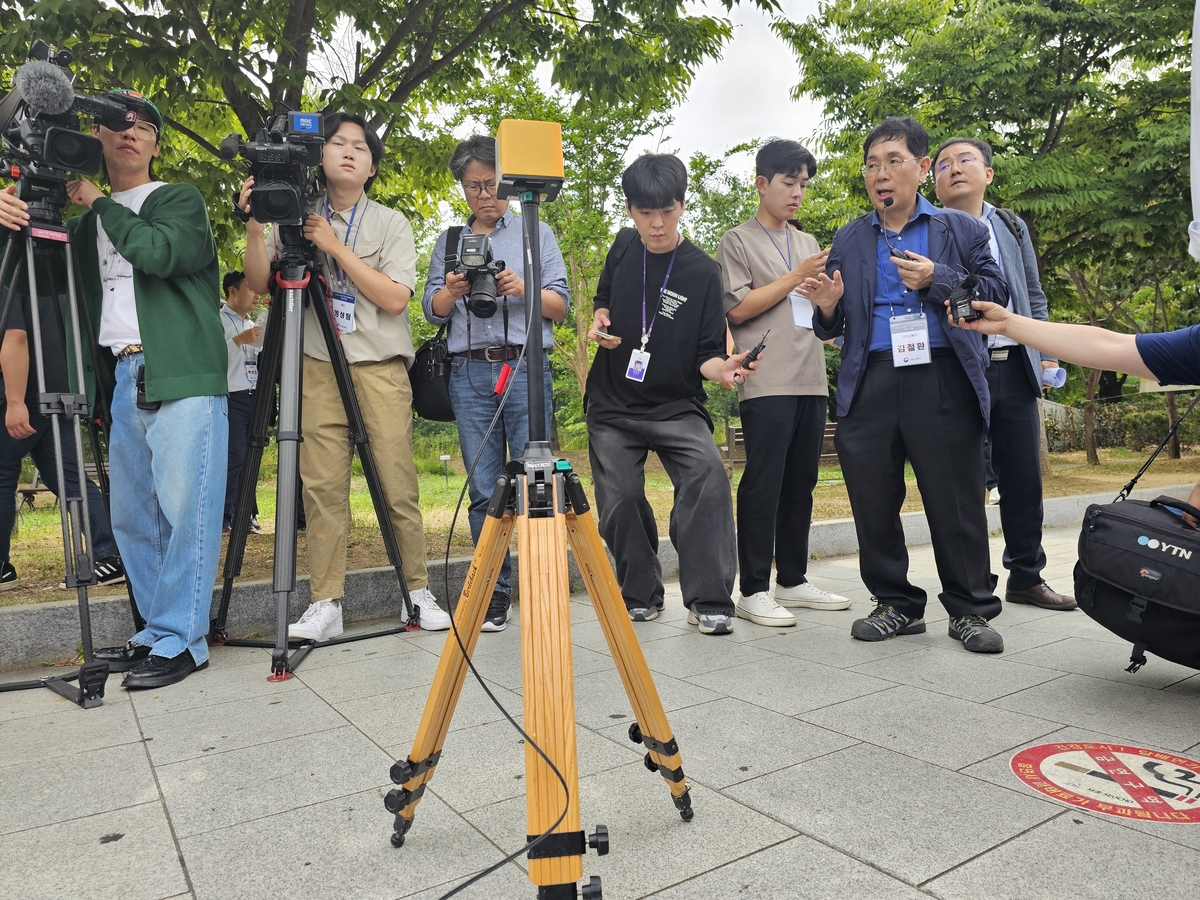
[494, 119, 565, 451]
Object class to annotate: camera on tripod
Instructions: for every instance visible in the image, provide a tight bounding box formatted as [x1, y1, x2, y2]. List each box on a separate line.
[948, 273, 982, 323]
[0, 40, 142, 211]
[222, 112, 324, 228]
[456, 233, 506, 318]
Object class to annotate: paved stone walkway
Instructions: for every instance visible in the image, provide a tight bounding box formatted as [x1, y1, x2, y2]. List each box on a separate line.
[2, 525, 1199, 899]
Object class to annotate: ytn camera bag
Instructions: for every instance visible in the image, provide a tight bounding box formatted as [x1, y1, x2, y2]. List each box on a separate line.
[1074, 393, 1200, 672]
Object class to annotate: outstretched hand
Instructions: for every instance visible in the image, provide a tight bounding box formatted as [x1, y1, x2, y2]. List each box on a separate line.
[945, 299, 1010, 334]
[797, 270, 844, 311]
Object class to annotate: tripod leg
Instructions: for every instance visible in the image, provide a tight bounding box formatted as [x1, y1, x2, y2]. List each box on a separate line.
[562, 473, 694, 821]
[520, 470, 584, 892]
[211, 294, 284, 643]
[386, 475, 516, 847]
[306, 279, 416, 625]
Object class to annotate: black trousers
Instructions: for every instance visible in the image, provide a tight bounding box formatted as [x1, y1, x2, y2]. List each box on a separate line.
[985, 352, 1046, 590]
[737, 394, 826, 595]
[223, 390, 255, 527]
[587, 414, 736, 615]
[835, 353, 1000, 620]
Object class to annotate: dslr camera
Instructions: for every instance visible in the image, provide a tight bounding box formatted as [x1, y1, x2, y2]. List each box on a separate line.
[223, 112, 324, 233]
[948, 273, 982, 324]
[1, 40, 142, 212]
[456, 233, 506, 318]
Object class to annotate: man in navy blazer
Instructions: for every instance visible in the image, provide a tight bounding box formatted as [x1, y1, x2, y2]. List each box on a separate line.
[802, 117, 1008, 653]
[933, 137, 1077, 612]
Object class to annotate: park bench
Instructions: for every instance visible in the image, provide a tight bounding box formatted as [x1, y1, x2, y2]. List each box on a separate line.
[17, 461, 108, 513]
[718, 422, 838, 473]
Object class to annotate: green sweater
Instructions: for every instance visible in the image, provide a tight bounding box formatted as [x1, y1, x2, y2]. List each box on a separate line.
[68, 182, 228, 404]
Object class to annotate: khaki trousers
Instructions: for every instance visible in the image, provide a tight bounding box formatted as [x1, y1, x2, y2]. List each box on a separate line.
[301, 355, 429, 600]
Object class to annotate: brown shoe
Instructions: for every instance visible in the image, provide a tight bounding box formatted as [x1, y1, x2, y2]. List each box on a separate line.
[1006, 582, 1077, 611]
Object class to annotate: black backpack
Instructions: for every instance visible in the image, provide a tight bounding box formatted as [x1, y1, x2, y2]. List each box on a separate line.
[1074, 393, 1200, 672]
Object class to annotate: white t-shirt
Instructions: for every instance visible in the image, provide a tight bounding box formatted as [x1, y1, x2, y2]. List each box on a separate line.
[97, 181, 167, 353]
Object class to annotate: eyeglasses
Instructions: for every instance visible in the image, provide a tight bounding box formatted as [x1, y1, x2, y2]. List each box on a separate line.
[130, 121, 158, 140]
[936, 155, 980, 174]
[861, 157, 918, 178]
[463, 180, 497, 198]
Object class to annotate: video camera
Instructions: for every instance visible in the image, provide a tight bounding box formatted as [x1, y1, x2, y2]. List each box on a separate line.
[456, 233, 506, 318]
[0, 40, 142, 211]
[222, 112, 324, 232]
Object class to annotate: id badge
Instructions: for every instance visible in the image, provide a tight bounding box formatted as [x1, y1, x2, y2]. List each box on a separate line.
[626, 349, 650, 382]
[789, 291, 814, 329]
[332, 291, 356, 334]
[244, 360, 259, 390]
[889, 313, 931, 367]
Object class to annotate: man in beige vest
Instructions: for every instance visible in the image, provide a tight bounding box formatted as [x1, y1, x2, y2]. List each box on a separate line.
[717, 139, 850, 627]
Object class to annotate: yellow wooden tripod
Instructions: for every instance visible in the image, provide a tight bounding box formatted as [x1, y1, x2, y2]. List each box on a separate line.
[384, 447, 694, 900]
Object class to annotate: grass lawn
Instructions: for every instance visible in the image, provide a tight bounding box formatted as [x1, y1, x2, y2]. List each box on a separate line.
[3, 446, 1198, 607]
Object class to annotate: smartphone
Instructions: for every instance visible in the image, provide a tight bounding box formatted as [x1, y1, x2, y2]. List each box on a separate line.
[593, 330, 618, 341]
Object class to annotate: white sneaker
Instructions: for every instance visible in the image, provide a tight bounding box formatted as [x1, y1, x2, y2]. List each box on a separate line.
[288, 598, 343, 641]
[410, 587, 452, 631]
[736, 591, 797, 627]
[775, 581, 852, 610]
[988, 487, 1001, 505]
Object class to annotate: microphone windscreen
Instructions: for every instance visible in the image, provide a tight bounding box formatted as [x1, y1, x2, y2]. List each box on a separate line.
[218, 133, 240, 160]
[12, 60, 75, 115]
[883, 197, 894, 207]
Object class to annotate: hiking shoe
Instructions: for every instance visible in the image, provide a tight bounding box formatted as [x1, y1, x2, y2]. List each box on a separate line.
[0, 560, 16, 590]
[687, 608, 734, 635]
[628, 606, 659, 622]
[850, 603, 926, 642]
[736, 591, 796, 627]
[948, 615, 1004, 653]
[481, 592, 511, 632]
[411, 587, 452, 631]
[249, 516, 263, 534]
[288, 598, 343, 641]
[775, 581, 851, 610]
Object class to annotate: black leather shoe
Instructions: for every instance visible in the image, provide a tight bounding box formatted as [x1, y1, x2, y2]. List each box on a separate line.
[1006, 582, 1078, 611]
[93, 640, 152, 672]
[122, 652, 207, 689]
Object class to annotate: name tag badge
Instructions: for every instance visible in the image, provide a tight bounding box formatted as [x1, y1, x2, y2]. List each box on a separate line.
[244, 360, 258, 390]
[890, 313, 931, 367]
[626, 349, 650, 382]
[331, 291, 356, 334]
[789, 291, 815, 329]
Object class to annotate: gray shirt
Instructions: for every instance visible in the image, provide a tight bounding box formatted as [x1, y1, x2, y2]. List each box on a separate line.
[421, 209, 570, 354]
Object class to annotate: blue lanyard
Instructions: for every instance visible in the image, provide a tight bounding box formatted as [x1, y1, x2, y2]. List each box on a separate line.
[324, 196, 367, 286]
[223, 306, 254, 361]
[641, 236, 681, 350]
[755, 219, 792, 270]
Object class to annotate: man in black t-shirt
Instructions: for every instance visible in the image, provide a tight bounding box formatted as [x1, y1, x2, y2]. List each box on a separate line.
[0, 278, 123, 590]
[587, 154, 757, 635]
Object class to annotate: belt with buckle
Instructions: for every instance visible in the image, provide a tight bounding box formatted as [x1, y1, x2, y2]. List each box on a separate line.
[457, 345, 523, 362]
[118, 344, 144, 357]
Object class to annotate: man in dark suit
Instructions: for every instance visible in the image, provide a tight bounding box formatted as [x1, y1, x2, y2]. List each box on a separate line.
[801, 117, 1008, 653]
[933, 137, 1076, 612]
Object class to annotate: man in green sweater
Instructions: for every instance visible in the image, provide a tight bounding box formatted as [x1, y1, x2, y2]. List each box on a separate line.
[2, 91, 229, 688]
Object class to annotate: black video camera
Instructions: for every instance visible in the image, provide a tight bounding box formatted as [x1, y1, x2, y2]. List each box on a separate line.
[948, 273, 982, 323]
[0, 40, 142, 211]
[456, 233, 506, 318]
[223, 112, 324, 229]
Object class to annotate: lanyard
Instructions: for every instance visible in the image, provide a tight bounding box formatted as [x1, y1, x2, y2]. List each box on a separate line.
[641, 236, 681, 351]
[755, 219, 792, 271]
[324, 196, 367, 286]
[223, 307, 254, 361]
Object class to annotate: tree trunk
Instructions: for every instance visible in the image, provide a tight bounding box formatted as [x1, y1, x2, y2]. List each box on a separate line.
[1084, 367, 1102, 465]
[1038, 398, 1053, 478]
[1166, 390, 1181, 459]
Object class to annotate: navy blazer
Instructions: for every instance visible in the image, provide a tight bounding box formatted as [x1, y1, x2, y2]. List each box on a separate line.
[813, 206, 1008, 427]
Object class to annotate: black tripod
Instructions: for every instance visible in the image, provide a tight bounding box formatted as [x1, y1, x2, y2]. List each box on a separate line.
[210, 230, 421, 681]
[0, 195, 136, 708]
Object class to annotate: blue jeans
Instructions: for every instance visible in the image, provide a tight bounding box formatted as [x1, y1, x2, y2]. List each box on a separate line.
[110, 353, 228, 665]
[448, 352, 552, 598]
[0, 411, 118, 563]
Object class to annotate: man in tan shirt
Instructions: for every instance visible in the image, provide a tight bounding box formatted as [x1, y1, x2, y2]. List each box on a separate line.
[242, 112, 451, 639]
[717, 139, 850, 627]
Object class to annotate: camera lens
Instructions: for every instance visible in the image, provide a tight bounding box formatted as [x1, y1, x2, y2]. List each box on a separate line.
[44, 126, 104, 176]
[466, 273, 498, 318]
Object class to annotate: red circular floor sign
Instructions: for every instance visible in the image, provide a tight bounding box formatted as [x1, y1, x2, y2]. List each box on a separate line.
[1011, 742, 1200, 823]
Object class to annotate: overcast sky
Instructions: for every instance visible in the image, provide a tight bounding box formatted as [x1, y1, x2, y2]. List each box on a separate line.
[631, 1, 825, 171]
